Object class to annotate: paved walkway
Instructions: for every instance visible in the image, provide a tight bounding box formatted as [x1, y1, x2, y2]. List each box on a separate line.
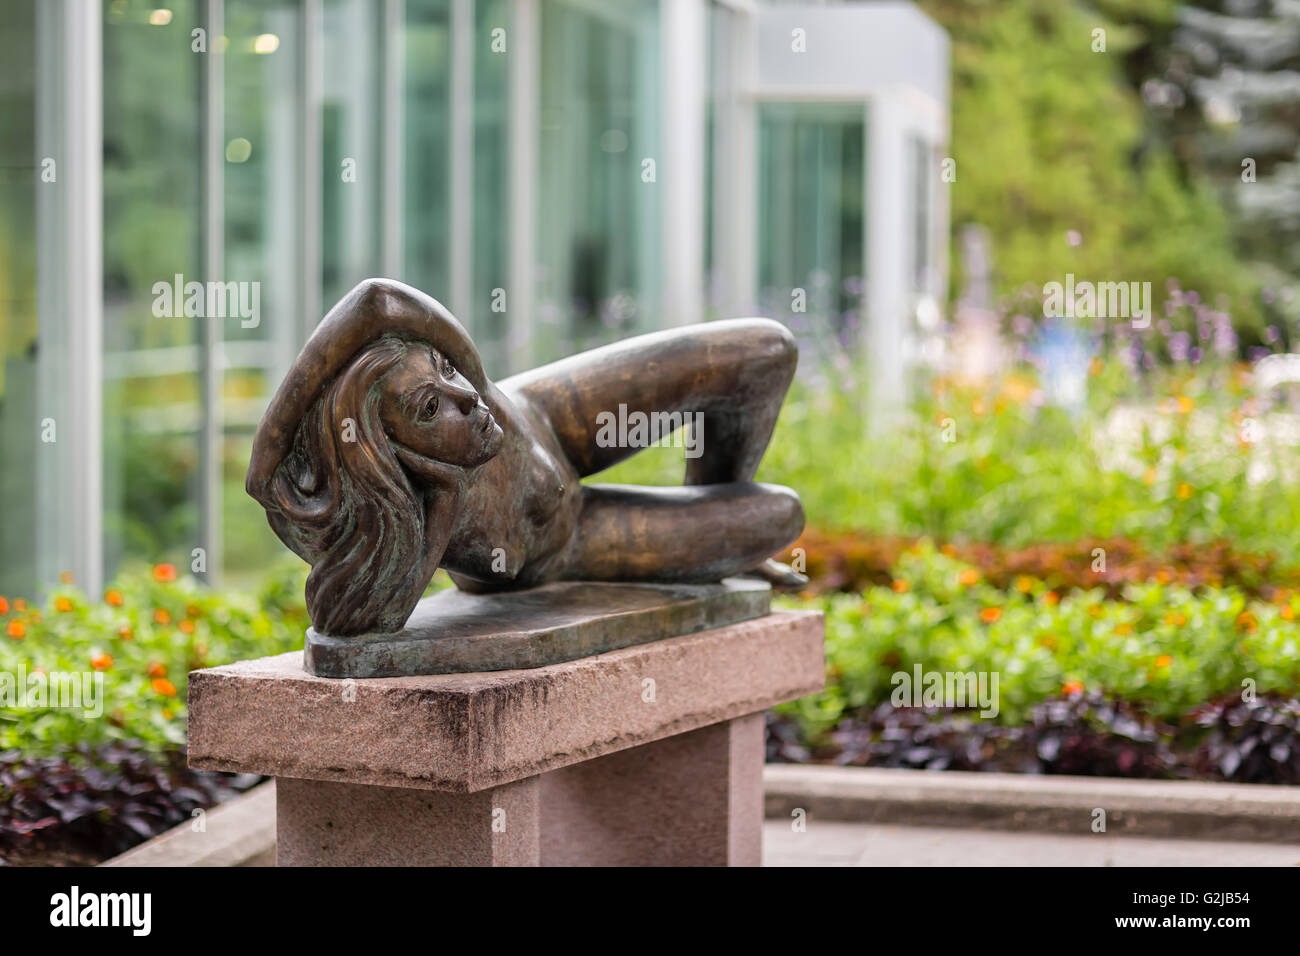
[762, 821, 1300, 867]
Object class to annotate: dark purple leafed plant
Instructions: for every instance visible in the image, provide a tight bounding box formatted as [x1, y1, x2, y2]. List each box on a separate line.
[0, 742, 261, 865]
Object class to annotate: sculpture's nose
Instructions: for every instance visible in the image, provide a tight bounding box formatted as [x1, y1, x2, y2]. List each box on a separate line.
[448, 378, 479, 415]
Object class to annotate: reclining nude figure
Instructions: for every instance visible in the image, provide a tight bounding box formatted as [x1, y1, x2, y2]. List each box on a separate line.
[246, 278, 806, 636]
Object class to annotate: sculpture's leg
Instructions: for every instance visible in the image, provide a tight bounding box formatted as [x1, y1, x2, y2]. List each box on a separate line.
[503, 317, 798, 484]
[566, 481, 803, 582]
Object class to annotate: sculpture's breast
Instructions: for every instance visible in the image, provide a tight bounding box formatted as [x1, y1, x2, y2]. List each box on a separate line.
[522, 441, 568, 525]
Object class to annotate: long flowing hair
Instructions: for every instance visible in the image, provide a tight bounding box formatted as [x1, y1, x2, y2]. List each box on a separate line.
[260, 336, 430, 635]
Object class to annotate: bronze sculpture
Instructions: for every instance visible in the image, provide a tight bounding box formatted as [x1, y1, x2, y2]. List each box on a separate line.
[246, 278, 805, 640]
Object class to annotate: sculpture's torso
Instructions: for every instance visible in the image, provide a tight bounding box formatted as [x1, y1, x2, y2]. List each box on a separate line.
[441, 383, 583, 590]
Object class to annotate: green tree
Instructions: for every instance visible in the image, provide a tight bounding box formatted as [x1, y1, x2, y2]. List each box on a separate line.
[920, 0, 1261, 331]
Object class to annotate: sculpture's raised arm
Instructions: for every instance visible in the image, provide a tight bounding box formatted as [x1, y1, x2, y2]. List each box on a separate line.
[246, 278, 487, 505]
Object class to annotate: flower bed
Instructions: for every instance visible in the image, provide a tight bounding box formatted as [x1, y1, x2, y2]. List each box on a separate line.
[776, 543, 1300, 767]
[784, 530, 1300, 601]
[0, 561, 308, 756]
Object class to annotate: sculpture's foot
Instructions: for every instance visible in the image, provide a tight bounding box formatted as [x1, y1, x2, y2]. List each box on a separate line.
[747, 558, 808, 591]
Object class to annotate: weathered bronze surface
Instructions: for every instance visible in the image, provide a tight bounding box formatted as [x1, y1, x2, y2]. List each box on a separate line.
[304, 577, 770, 678]
[246, 278, 805, 653]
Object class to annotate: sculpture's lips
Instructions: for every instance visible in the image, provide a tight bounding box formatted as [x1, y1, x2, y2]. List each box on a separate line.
[478, 413, 495, 434]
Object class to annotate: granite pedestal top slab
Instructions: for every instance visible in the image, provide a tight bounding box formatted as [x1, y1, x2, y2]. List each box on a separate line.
[189, 609, 824, 793]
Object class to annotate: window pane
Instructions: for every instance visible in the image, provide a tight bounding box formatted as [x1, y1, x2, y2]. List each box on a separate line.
[322, 0, 383, 307]
[222, 0, 304, 583]
[0, 0, 40, 597]
[537, 0, 660, 361]
[102, 0, 203, 578]
[473, 0, 511, 376]
[402, 0, 452, 301]
[757, 102, 865, 349]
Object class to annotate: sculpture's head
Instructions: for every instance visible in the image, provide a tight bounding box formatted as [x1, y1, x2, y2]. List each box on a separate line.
[246, 279, 500, 636]
[377, 340, 503, 469]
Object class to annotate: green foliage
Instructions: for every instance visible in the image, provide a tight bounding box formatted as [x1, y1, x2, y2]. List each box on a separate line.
[778, 542, 1300, 742]
[917, 0, 1260, 328]
[0, 560, 308, 756]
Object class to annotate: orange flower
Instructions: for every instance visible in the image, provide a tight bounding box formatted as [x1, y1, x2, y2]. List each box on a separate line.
[152, 563, 178, 583]
[1175, 482, 1192, 500]
[1015, 576, 1034, 594]
[14, 599, 26, 612]
[1037, 633, 1058, 649]
[6, 619, 25, 640]
[185, 604, 202, 619]
[958, 569, 980, 587]
[58, 570, 74, 585]
[0, 597, 8, 614]
[1115, 622, 1134, 635]
[147, 661, 167, 678]
[1282, 605, 1295, 621]
[90, 653, 113, 671]
[154, 608, 172, 625]
[891, 579, 910, 593]
[940, 544, 957, 557]
[118, 625, 134, 641]
[1043, 591, 1060, 607]
[1062, 680, 1084, 695]
[162, 708, 174, 720]
[179, 619, 195, 634]
[1236, 611, 1257, 633]
[152, 678, 177, 697]
[55, 596, 73, 613]
[979, 606, 1003, 624]
[1154, 654, 1173, 668]
[104, 589, 124, 607]
[1163, 612, 1186, 627]
[1176, 395, 1195, 414]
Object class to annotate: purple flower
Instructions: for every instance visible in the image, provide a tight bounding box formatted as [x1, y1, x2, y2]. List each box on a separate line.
[1169, 331, 1190, 361]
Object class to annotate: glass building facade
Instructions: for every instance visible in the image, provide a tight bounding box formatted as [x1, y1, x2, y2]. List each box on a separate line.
[0, 0, 949, 597]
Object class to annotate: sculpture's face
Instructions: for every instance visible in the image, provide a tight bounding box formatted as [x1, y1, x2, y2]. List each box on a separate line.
[379, 346, 504, 468]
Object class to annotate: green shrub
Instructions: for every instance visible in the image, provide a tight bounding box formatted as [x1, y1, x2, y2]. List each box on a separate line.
[0, 560, 308, 756]
[778, 542, 1300, 741]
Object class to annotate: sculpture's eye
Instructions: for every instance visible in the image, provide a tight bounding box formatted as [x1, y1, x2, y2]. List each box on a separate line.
[443, 358, 456, 377]
[421, 394, 439, 420]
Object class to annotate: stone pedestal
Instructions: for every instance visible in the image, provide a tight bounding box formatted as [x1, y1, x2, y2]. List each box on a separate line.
[188, 610, 824, 867]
